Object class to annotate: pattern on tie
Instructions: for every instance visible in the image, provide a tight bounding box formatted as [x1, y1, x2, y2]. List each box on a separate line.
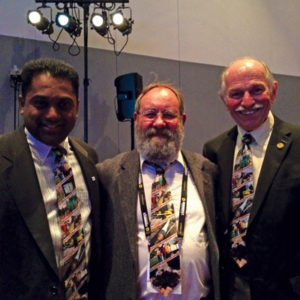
[230, 134, 254, 268]
[149, 165, 181, 297]
[52, 147, 88, 300]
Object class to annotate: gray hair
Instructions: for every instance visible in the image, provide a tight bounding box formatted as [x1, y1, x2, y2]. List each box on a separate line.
[219, 56, 276, 98]
[135, 82, 185, 115]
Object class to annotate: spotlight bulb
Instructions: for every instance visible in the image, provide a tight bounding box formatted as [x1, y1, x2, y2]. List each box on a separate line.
[56, 13, 70, 27]
[28, 10, 42, 25]
[112, 11, 124, 26]
[91, 14, 104, 27]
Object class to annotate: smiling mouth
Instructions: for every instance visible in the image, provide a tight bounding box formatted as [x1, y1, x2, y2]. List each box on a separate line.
[239, 110, 257, 115]
[42, 124, 62, 131]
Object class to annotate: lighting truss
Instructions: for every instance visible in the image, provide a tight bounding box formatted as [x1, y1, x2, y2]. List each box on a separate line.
[28, 0, 134, 56]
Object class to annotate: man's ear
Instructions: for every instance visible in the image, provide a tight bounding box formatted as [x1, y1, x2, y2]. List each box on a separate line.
[76, 99, 80, 118]
[19, 95, 25, 115]
[182, 113, 187, 125]
[270, 81, 278, 104]
[220, 94, 230, 111]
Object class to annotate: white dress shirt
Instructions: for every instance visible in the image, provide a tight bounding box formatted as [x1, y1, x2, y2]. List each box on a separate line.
[137, 151, 211, 300]
[25, 128, 91, 279]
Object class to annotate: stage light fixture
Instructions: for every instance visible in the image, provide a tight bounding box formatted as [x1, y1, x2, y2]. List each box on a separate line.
[27, 10, 54, 35]
[26, 2, 134, 57]
[56, 11, 81, 37]
[91, 12, 109, 36]
[111, 10, 132, 35]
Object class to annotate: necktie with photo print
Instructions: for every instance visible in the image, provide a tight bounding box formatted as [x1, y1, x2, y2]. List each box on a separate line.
[149, 165, 181, 297]
[230, 134, 254, 268]
[53, 147, 88, 300]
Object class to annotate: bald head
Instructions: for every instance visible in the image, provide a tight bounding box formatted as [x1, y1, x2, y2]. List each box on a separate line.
[220, 57, 276, 98]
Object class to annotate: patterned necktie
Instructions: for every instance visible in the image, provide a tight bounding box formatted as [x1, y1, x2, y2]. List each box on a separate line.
[149, 164, 181, 297]
[52, 147, 88, 300]
[230, 133, 255, 268]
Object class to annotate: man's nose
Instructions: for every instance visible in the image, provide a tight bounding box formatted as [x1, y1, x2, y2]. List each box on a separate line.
[46, 106, 60, 119]
[152, 113, 166, 127]
[241, 91, 255, 107]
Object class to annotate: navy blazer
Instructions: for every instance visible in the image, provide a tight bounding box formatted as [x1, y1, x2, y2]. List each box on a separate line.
[0, 127, 101, 300]
[203, 116, 300, 300]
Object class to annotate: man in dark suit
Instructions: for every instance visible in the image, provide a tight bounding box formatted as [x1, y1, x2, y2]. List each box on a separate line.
[0, 57, 101, 300]
[203, 57, 300, 300]
[98, 82, 220, 300]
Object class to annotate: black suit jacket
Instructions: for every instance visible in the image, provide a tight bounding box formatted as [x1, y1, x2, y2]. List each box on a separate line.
[0, 127, 101, 300]
[97, 149, 220, 300]
[203, 116, 300, 300]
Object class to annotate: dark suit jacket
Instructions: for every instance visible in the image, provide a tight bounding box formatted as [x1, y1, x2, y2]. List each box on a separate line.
[203, 116, 300, 300]
[97, 149, 220, 300]
[0, 127, 101, 300]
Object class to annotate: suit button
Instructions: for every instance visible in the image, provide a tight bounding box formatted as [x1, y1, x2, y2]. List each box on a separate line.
[223, 229, 228, 235]
[49, 285, 58, 296]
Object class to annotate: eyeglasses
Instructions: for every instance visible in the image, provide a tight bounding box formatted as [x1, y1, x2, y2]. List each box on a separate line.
[139, 109, 179, 121]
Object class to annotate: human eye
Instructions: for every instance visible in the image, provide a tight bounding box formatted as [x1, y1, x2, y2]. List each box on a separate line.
[58, 98, 74, 111]
[142, 110, 157, 119]
[162, 111, 177, 119]
[32, 97, 48, 110]
[228, 90, 244, 99]
[250, 85, 265, 96]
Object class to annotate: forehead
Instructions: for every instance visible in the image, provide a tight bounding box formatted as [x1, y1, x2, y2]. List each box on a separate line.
[225, 60, 268, 89]
[27, 73, 76, 97]
[140, 87, 180, 110]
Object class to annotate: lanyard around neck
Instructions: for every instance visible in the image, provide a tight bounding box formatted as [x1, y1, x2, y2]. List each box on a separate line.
[138, 165, 188, 241]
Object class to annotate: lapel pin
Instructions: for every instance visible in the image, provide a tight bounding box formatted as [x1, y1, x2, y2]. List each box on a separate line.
[276, 142, 285, 149]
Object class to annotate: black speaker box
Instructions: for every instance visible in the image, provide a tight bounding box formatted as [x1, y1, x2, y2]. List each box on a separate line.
[114, 72, 143, 121]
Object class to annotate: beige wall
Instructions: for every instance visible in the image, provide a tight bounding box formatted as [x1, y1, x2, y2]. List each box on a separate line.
[1, 0, 300, 76]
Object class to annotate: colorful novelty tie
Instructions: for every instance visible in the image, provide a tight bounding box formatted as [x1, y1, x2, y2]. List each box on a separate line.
[53, 147, 88, 300]
[149, 164, 181, 297]
[230, 134, 254, 268]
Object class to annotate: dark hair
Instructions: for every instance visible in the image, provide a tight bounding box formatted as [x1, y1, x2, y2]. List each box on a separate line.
[21, 57, 79, 98]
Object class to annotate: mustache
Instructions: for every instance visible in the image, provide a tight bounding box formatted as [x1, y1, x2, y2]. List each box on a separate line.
[235, 103, 264, 112]
[145, 127, 174, 139]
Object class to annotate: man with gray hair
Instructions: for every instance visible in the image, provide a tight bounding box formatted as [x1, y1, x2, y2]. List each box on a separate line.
[203, 57, 300, 300]
[98, 82, 220, 300]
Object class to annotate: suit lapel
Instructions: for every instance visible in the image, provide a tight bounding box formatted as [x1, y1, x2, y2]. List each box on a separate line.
[219, 128, 237, 226]
[8, 129, 58, 276]
[69, 138, 99, 212]
[116, 150, 140, 259]
[249, 119, 292, 224]
[182, 150, 215, 227]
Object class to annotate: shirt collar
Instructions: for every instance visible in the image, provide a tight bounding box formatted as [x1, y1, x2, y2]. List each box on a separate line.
[140, 151, 185, 173]
[237, 111, 274, 146]
[24, 127, 70, 164]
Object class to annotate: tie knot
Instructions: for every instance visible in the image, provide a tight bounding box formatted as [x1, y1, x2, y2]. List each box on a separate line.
[155, 165, 165, 175]
[52, 146, 67, 157]
[242, 134, 254, 146]
[145, 161, 166, 175]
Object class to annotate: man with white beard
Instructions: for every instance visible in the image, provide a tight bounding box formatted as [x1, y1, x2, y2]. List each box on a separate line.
[97, 82, 220, 300]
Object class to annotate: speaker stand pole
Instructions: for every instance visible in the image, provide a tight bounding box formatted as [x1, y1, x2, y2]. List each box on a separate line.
[130, 118, 134, 150]
[82, 2, 89, 143]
